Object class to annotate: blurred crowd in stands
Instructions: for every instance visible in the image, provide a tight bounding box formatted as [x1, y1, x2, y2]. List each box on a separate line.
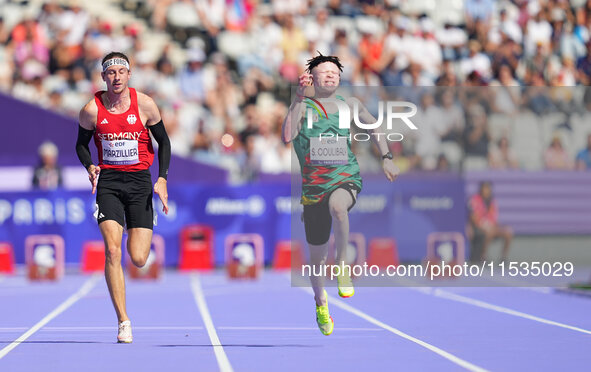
[2, 0, 591, 183]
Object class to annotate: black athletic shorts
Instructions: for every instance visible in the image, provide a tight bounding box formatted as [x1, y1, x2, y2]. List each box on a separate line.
[302, 182, 360, 246]
[95, 169, 154, 230]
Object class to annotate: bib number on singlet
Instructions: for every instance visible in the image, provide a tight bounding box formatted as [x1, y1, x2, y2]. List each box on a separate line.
[102, 139, 139, 165]
[310, 137, 348, 165]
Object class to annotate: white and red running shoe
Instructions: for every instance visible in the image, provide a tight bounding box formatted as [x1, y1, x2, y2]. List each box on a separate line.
[117, 320, 133, 343]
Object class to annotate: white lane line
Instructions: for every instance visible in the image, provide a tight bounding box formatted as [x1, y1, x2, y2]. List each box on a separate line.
[0, 328, 28, 332]
[301, 288, 488, 372]
[217, 326, 383, 331]
[0, 326, 379, 333]
[481, 276, 553, 294]
[38, 326, 203, 332]
[514, 287, 552, 294]
[0, 274, 101, 359]
[417, 287, 591, 336]
[397, 276, 591, 335]
[190, 274, 234, 372]
[48, 326, 204, 331]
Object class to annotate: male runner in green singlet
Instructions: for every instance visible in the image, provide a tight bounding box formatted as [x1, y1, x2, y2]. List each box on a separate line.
[282, 54, 400, 335]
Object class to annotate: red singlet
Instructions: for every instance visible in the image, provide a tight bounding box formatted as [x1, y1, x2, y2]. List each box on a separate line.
[93, 88, 154, 171]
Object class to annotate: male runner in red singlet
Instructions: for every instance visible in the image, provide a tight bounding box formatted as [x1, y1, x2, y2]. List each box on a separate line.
[75, 52, 171, 343]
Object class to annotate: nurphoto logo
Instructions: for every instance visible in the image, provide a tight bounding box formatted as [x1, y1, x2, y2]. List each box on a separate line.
[303, 97, 418, 142]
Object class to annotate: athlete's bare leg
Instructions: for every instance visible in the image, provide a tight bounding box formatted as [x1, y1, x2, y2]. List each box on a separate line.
[481, 224, 513, 262]
[127, 228, 152, 267]
[100, 220, 128, 323]
[499, 226, 513, 262]
[309, 242, 329, 306]
[329, 188, 356, 269]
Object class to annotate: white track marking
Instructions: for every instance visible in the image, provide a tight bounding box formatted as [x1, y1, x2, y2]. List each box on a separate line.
[0, 274, 101, 359]
[0, 326, 204, 332]
[480, 275, 553, 294]
[0, 325, 381, 333]
[301, 287, 488, 372]
[217, 326, 383, 331]
[416, 287, 591, 336]
[190, 274, 234, 372]
[46, 326, 204, 331]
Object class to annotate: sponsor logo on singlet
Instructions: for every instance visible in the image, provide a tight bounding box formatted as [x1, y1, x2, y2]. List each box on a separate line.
[101, 118, 108, 124]
[97, 131, 143, 141]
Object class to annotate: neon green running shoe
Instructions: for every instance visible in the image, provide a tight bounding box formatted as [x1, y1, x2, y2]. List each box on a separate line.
[337, 274, 355, 298]
[315, 290, 334, 336]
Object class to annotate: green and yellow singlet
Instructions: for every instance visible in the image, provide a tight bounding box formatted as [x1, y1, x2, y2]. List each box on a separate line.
[293, 95, 362, 205]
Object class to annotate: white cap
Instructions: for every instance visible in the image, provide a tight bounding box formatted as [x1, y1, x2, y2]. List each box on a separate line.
[186, 36, 206, 51]
[357, 17, 381, 35]
[420, 18, 435, 33]
[136, 50, 153, 65]
[396, 16, 409, 30]
[528, 1, 541, 16]
[187, 48, 205, 63]
[39, 141, 58, 158]
[551, 8, 565, 22]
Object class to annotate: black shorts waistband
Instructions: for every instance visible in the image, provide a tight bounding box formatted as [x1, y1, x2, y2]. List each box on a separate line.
[98, 168, 152, 184]
[99, 168, 151, 176]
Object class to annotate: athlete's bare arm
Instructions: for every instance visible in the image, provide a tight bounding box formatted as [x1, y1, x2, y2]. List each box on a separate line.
[137, 91, 169, 215]
[79, 99, 98, 130]
[77, 100, 100, 193]
[137, 92, 162, 126]
[282, 73, 312, 144]
[346, 97, 400, 182]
